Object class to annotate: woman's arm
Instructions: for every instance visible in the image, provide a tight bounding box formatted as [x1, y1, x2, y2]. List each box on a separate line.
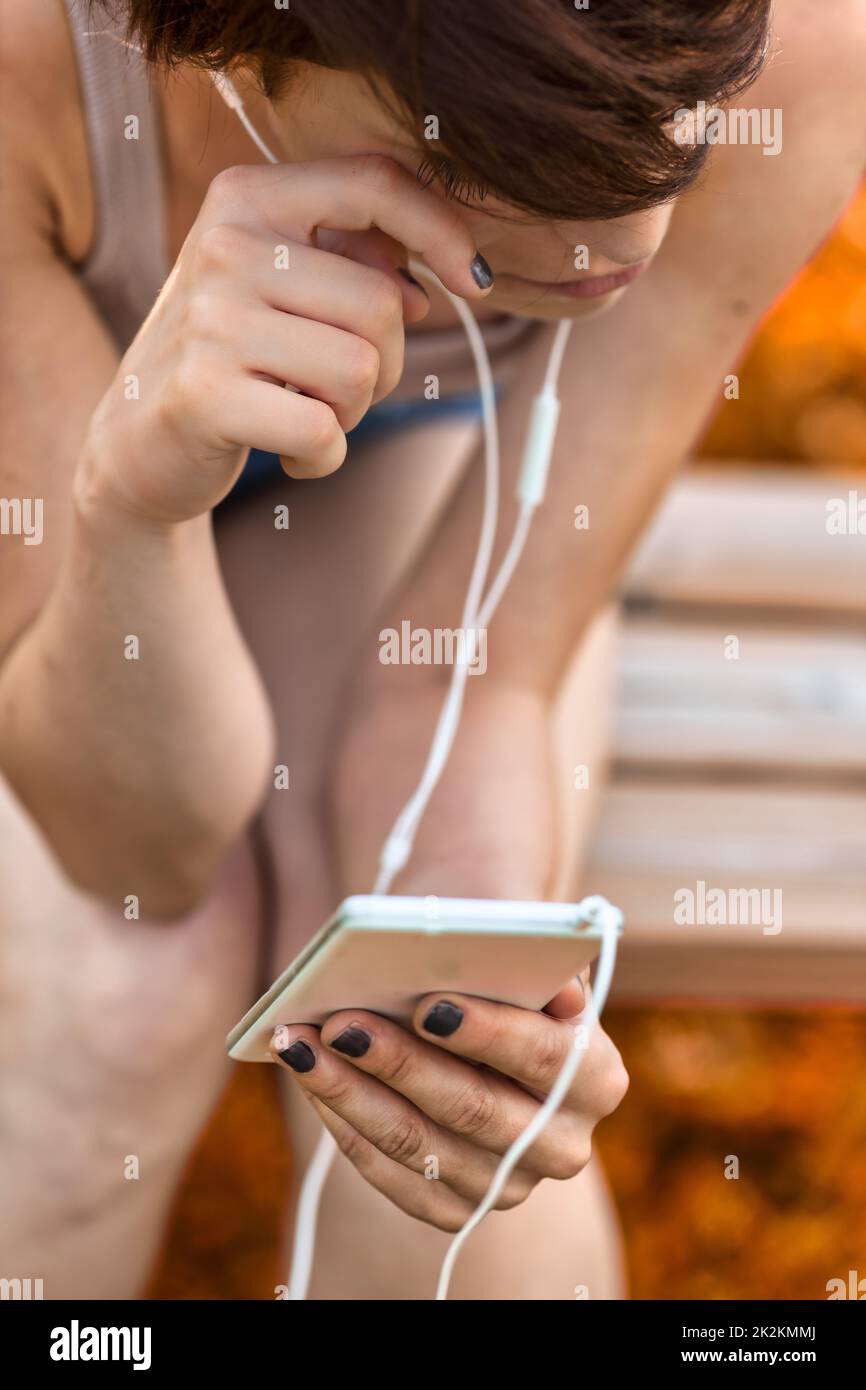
[1, 7, 491, 916]
[0, 26, 275, 915]
[328, 0, 866, 916]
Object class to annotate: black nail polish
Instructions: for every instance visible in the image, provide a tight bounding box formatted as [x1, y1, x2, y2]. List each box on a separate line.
[330, 1025, 371, 1058]
[278, 1039, 316, 1073]
[397, 266, 429, 295]
[422, 1001, 464, 1037]
[469, 252, 494, 289]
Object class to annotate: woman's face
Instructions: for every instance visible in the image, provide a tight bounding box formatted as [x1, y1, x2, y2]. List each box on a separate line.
[264, 65, 675, 320]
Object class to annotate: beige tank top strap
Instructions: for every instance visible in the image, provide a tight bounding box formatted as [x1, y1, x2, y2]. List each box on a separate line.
[62, 0, 168, 350]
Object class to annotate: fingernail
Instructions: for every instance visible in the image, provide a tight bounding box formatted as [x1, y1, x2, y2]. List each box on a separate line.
[469, 252, 494, 289]
[421, 1001, 464, 1037]
[397, 266, 429, 296]
[278, 1039, 316, 1073]
[329, 1025, 371, 1058]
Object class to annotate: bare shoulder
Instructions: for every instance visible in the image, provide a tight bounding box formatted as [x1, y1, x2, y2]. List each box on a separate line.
[0, 0, 94, 262]
[655, 0, 866, 330]
[774, 0, 866, 86]
[760, 0, 866, 148]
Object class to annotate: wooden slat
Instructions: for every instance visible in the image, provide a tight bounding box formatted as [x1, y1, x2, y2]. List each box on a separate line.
[614, 618, 866, 776]
[583, 782, 866, 1003]
[626, 466, 866, 614]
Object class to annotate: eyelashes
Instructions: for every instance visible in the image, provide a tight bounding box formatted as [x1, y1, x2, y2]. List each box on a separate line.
[415, 156, 489, 205]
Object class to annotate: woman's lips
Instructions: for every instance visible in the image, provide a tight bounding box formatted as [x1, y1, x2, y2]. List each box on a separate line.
[500, 259, 649, 300]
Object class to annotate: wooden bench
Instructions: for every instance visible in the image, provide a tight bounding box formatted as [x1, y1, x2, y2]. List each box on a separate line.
[581, 465, 866, 1004]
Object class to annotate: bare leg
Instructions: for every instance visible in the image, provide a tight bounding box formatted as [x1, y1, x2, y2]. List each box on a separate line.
[284, 1096, 624, 1300]
[0, 563, 263, 1300]
[219, 419, 625, 1301]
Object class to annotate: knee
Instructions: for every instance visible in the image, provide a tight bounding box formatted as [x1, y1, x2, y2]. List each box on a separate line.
[3, 836, 260, 1092]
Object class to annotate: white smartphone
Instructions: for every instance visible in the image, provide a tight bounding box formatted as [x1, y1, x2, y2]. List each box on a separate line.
[226, 894, 618, 1063]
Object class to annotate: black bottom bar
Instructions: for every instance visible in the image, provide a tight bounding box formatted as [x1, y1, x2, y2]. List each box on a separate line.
[3, 1297, 862, 1375]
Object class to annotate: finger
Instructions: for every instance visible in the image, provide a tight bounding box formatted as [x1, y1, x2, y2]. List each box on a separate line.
[232, 304, 380, 431]
[208, 157, 494, 302]
[308, 1099, 476, 1233]
[206, 229, 412, 403]
[543, 977, 586, 1020]
[218, 377, 346, 478]
[319, 1009, 576, 1178]
[270, 1027, 532, 1207]
[318, 227, 432, 328]
[412, 992, 592, 1101]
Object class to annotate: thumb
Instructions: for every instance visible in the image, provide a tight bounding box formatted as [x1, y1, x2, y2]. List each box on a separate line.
[543, 976, 586, 1020]
[316, 227, 430, 325]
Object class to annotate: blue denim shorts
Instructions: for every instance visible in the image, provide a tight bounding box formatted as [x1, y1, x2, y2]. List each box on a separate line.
[222, 388, 493, 506]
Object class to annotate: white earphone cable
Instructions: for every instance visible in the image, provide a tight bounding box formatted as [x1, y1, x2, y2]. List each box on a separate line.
[435, 896, 620, 1299]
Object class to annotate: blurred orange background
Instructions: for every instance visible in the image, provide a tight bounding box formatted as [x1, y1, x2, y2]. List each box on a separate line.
[147, 183, 866, 1301]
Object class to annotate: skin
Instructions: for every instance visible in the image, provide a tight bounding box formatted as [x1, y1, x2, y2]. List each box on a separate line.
[270, 978, 619, 1231]
[0, 0, 864, 1298]
[244, 62, 677, 323]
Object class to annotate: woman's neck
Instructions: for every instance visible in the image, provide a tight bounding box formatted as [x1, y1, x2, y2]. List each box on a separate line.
[155, 65, 261, 263]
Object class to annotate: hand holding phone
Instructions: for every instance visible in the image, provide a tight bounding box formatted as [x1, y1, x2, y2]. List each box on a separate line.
[237, 895, 625, 1234]
[234, 896, 627, 1234]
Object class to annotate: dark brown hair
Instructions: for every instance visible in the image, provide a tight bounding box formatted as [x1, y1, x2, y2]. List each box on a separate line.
[114, 0, 772, 221]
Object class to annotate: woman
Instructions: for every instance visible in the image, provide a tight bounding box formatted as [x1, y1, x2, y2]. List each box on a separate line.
[0, 0, 863, 1299]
